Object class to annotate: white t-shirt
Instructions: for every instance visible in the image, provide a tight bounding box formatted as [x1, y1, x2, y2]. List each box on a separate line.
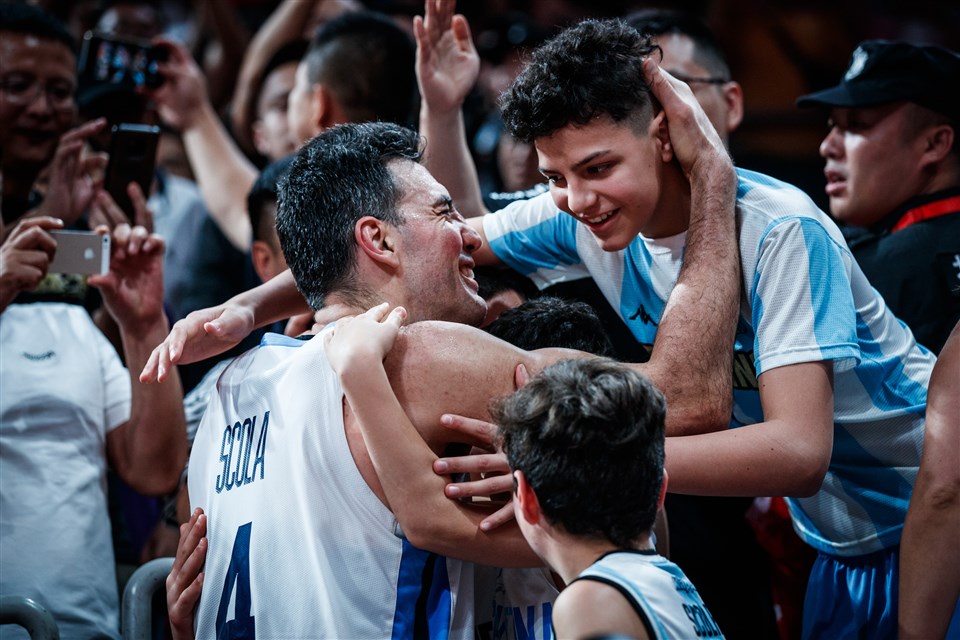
[0, 303, 131, 640]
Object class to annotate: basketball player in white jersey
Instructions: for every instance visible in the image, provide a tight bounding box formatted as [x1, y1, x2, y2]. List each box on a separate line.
[154, 58, 738, 639]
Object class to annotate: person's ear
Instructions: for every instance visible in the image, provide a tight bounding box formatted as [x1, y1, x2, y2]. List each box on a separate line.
[313, 84, 346, 131]
[920, 123, 955, 168]
[722, 81, 745, 135]
[515, 470, 541, 525]
[251, 119, 270, 157]
[657, 469, 669, 512]
[650, 110, 673, 163]
[250, 239, 277, 283]
[355, 217, 399, 268]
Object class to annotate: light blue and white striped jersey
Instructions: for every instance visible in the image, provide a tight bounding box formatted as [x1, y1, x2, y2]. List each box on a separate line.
[482, 168, 935, 557]
[571, 550, 723, 639]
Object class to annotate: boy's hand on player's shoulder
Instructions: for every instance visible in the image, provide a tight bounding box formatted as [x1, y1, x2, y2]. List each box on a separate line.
[326, 303, 407, 375]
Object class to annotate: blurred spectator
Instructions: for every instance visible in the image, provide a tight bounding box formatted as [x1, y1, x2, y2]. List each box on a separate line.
[0, 2, 78, 224]
[798, 40, 960, 354]
[0, 204, 187, 640]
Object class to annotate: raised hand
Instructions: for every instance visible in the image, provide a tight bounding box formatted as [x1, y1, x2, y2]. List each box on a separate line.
[414, 0, 479, 114]
[89, 182, 155, 232]
[87, 206, 164, 336]
[140, 303, 256, 383]
[33, 119, 109, 226]
[150, 38, 210, 132]
[641, 58, 732, 183]
[325, 303, 407, 374]
[0, 216, 62, 311]
[166, 508, 207, 640]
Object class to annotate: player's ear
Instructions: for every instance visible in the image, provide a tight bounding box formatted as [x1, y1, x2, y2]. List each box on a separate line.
[650, 110, 673, 163]
[515, 470, 541, 525]
[356, 217, 400, 268]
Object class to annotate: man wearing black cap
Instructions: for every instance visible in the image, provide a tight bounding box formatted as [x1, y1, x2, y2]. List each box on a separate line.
[798, 40, 960, 355]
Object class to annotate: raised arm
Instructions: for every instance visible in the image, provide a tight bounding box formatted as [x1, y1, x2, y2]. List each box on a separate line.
[88, 196, 187, 495]
[415, 0, 487, 218]
[635, 60, 739, 435]
[229, 0, 317, 155]
[151, 38, 258, 251]
[899, 322, 960, 639]
[327, 305, 580, 566]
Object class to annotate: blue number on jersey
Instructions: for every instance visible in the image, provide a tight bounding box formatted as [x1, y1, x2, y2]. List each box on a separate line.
[216, 522, 256, 640]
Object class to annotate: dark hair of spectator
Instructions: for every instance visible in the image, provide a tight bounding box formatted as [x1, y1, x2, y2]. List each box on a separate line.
[474, 265, 539, 303]
[276, 122, 421, 310]
[486, 296, 615, 357]
[500, 19, 661, 143]
[495, 358, 666, 547]
[0, 2, 76, 53]
[304, 11, 418, 128]
[261, 39, 309, 86]
[248, 154, 295, 245]
[624, 8, 731, 81]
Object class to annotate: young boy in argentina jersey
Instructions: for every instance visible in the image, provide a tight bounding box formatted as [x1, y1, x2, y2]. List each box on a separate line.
[496, 357, 722, 640]
[451, 19, 935, 639]
[327, 305, 721, 640]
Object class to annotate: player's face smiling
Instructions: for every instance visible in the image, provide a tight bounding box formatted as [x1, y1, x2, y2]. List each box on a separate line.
[391, 161, 486, 327]
[535, 115, 681, 249]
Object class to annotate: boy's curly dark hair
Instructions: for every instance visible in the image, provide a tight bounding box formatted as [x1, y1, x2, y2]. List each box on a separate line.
[500, 19, 661, 143]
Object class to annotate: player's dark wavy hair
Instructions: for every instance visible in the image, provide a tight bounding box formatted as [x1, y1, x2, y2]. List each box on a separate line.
[500, 19, 661, 143]
[495, 358, 666, 547]
[276, 122, 421, 309]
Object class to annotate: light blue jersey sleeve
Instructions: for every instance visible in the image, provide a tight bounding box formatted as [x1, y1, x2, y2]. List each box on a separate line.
[481, 193, 590, 287]
[750, 216, 861, 376]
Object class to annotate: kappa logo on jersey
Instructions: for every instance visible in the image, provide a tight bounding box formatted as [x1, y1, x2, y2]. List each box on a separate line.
[216, 411, 270, 493]
[628, 304, 659, 326]
[732, 351, 758, 390]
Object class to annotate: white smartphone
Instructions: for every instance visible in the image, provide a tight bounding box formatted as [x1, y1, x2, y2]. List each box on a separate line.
[48, 230, 111, 276]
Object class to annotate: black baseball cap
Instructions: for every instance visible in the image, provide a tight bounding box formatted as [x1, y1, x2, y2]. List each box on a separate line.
[797, 40, 960, 119]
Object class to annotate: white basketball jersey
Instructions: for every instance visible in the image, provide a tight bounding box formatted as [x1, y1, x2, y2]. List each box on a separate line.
[574, 550, 724, 640]
[188, 331, 473, 639]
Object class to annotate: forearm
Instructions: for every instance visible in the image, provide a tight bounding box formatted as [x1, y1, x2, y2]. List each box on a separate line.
[182, 101, 258, 250]
[899, 472, 960, 639]
[420, 104, 488, 219]
[665, 417, 830, 497]
[645, 160, 738, 435]
[243, 269, 311, 327]
[230, 0, 312, 144]
[340, 355, 537, 566]
[197, 0, 250, 110]
[115, 314, 188, 494]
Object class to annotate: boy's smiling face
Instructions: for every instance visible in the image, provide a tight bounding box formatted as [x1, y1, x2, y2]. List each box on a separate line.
[535, 114, 682, 249]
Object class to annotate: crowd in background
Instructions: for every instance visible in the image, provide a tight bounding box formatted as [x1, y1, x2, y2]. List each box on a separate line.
[1, 0, 958, 639]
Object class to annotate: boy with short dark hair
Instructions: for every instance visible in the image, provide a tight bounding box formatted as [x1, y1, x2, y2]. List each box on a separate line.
[496, 357, 722, 639]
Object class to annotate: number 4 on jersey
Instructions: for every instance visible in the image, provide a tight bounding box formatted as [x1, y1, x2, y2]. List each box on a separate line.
[216, 522, 256, 640]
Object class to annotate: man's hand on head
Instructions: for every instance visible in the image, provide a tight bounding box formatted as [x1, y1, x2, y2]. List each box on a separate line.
[642, 58, 733, 185]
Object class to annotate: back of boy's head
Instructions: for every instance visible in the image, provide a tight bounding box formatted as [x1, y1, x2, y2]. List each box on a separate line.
[495, 358, 666, 548]
[500, 19, 660, 143]
[486, 296, 615, 357]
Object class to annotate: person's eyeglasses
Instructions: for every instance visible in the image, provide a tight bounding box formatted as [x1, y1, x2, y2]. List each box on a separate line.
[0, 74, 75, 110]
[668, 71, 730, 86]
